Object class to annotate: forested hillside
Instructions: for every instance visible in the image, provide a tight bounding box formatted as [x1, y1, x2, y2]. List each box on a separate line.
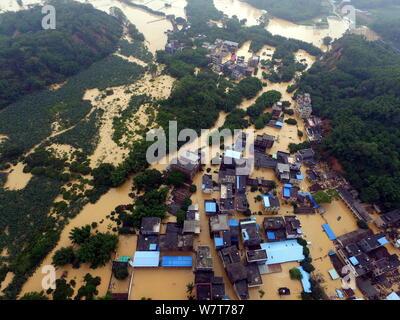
[243, 0, 329, 23]
[352, 0, 400, 49]
[0, 0, 123, 109]
[297, 35, 400, 209]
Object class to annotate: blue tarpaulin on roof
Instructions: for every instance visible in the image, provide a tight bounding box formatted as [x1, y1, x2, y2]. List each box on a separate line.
[378, 237, 389, 246]
[242, 229, 249, 241]
[229, 219, 239, 227]
[149, 243, 158, 251]
[161, 256, 192, 267]
[336, 289, 344, 298]
[322, 224, 337, 240]
[133, 251, 160, 267]
[276, 121, 283, 127]
[296, 174, 304, 180]
[329, 250, 336, 256]
[267, 232, 276, 240]
[283, 186, 291, 198]
[349, 256, 359, 266]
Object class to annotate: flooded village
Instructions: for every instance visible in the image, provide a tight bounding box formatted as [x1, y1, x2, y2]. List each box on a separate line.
[0, 0, 399, 302]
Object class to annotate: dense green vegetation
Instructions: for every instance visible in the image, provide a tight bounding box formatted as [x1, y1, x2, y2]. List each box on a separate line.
[0, 55, 145, 164]
[112, 94, 153, 146]
[352, 0, 400, 49]
[0, 1, 152, 299]
[243, 0, 330, 23]
[297, 35, 400, 209]
[116, 187, 169, 232]
[51, 109, 104, 155]
[119, 39, 154, 63]
[0, 0, 123, 109]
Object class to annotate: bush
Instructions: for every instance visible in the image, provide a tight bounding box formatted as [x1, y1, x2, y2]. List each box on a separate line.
[297, 238, 308, 247]
[357, 220, 369, 229]
[285, 118, 297, 125]
[301, 261, 315, 273]
[114, 264, 129, 280]
[166, 170, 185, 187]
[52, 247, 75, 267]
[289, 268, 303, 280]
[244, 209, 252, 217]
[189, 184, 197, 193]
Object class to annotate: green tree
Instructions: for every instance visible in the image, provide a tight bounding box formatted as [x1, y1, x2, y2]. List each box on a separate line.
[313, 191, 333, 204]
[114, 263, 129, 280]
[75, 273, 101, 300]
[76, 233, 118, 269]
[53, 279, 74, 300]
[20, 291, 49, 300]
[69, 225, 91, 245]
[133, 169, 163, 191]
[52, 247, 75, 267]
[290, 268, 303, 280]
[166, 170, 185, 187]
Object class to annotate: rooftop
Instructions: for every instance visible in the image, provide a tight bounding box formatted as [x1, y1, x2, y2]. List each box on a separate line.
[132, 251, 160, 268]
[260, 240, 305, 265]
[210, 214, 230, 233]
[246, 263, 263, 287]
[140, 217, 161, 235]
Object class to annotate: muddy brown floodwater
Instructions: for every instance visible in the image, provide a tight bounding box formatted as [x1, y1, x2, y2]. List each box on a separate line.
[15, 0, 394, 301]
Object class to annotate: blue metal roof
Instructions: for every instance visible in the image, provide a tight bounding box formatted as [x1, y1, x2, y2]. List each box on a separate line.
[215, 237, 224, 247]
[322, 224, 337, 240]
[349, 256, 359, 266]
[336, 289, 344, 298]
[161, 256, 192, 267]
[386, 292, 400, 300]
[260, 240, 305, 265]
[205, 201, 217, 212]
[283, 186, 291, 198]
[297, 266, 312, 293]
[296, 174, 304, 180]
[276, 121, 283, 127]
[133, 251, 160, 267]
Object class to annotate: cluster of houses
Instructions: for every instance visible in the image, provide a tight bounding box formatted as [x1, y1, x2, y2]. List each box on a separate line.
[331, 229, 400, 299]
[204, 39, 260, 80]
[165, 39, 187, 54]
[374, 209, 400, 249]
[295, 93, 322, 143]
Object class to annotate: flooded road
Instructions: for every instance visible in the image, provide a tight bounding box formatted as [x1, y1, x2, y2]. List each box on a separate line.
[214, 0, 350, 48]
[3, 162, 32, 191]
